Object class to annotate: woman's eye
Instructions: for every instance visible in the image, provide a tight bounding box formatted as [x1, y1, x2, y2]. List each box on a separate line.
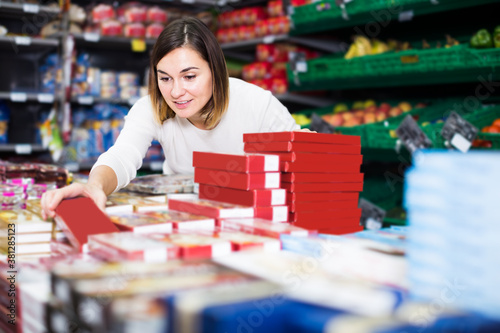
[185, 75, 196, 80]
[160, 77, 171, 82]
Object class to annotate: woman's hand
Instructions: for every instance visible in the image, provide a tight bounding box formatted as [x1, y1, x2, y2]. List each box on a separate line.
[40, 182, 107, 220]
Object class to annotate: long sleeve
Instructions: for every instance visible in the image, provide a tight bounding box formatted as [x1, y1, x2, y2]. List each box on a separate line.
[91, 96, 158, 192]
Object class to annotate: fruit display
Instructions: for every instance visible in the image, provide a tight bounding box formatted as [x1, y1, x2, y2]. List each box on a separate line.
[473, 117, 500, 148]
[470, 26, 500, 49]
[311, 100, 421, 128]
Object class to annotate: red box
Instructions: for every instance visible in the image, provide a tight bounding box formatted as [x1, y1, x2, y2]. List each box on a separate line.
[221, 218, 315, 238]
[168, 197, 254, 219]
[198, 184, 286, 206]
[55, 197, 120, 252]
[193, 152, 279, 172]
[244, 141, 361, 154]
[281, 160, 361, 173]
[282, 182, 363, 193]
[270, 152, 362, 164]
[289, 208, 362, 222]
[88, 232, 180, 262]
[148, 232, 232, 259]
[292, 217, 361, 230]
[243, 131, 360, 145]
[254, 205, 288, 222]
[281, 172, 364, 183]
[211, 230, 280, 252]
[317, 225, 364, 235]
[194, 167, 281, 190]
[287, 191, 359, 203]
[289, 199, 359, 213]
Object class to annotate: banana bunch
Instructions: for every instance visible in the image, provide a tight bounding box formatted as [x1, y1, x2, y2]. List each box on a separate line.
[344, 36, 372, 59]
[344, 36, 391, 59]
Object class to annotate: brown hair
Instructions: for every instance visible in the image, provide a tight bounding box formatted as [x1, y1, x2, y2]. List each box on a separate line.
[148, 17, 229, 129]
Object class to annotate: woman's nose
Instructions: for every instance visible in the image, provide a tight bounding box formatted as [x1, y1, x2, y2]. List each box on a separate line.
[171, 80, 185, 98]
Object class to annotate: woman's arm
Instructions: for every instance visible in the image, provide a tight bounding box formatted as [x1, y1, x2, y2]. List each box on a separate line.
[41, 165, 116, 219]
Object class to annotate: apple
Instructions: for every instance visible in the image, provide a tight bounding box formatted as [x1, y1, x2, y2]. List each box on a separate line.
[328, 113, 344, 127]
[321, 114, 332, 122]
[375, 111, 387, 122]
[364, 99, 376, 109]
[378, 103, 391, 114]
[492, 119, 500, 128]
[333, 103, 348, 114]
[343, 117, 362, 127]
[398, 101, 412, 112]
[365, 105, 377, 113]
[352, 100, 365, 110]
[342, 112, 354, 121]
[354, 110, 365, 118]
[388, 107, 403, 118]
[363, 112, 377, 124]
[484, 126, 500, 134]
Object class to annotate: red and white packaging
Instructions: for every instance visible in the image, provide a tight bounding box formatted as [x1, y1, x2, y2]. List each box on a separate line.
[221, 218, 315, 238]
[289, 208, 362, 223]
[287, 191, 359, 203]
[281, 160, 362, 173]
[268, 0, 285, 17]
[194, 167, 281, 190]
[147, 6, 168, 23]
[146, 23, 164, 39]
[146, 232, 232, 259]
[243, 131, 361, 145]
[193, 152, 280, 172]
[292, 217, 361, 231]
[282, 182, 364, 193]
[124, 23, 146, 38]
[254, 205, 289, 222]
[289, 199, 359, 213]
[316, 225, 364, 235]
[214, 230, 281, 252]
[198, 184, 286, 206]
[88, 232, 180, 262]
[100, 20, 123, 37]
[242, 7, 268, 26]
[281, 172, 364, 183]
[271, 77, 288, 95]
[168, 197, 254, 219]
[263, 152, 362, 164]
[54, 197, 120, 252]
[123, 4, 147, 23]
[92, 4, 115, 23]
[244, 141, 361, 155]
[136, 210, 216, 231]
[255, 20, 269, 37]
[109, 212, 173, 233]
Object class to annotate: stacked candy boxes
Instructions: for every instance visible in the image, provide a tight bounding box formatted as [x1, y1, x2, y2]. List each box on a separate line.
[244, 131, 364, 235]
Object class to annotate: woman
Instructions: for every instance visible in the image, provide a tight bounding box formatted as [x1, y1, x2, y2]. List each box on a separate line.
[41, 16, 299, 219]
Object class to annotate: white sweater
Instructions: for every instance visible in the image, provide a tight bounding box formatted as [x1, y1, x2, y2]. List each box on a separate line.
[92, 78, 299, 191]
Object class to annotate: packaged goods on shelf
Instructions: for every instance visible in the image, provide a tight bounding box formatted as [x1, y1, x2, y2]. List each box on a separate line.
[125, 174, 194, 194]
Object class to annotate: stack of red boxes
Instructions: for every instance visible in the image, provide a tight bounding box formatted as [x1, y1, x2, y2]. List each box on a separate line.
[243, 131, 364, 235]
[193, 152, 289, 223]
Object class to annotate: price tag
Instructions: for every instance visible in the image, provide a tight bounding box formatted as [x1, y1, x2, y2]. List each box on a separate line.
[396, 115, 432, 154]
[398, 10, 414, 22]
[15, 144, 32, 155]
[23, 4, 40, 13]
[77, 96, 94, 105]
[131, 39, 146, 52]
[359, 198, 386, 229]
[83, 33, 100, 42]
[262, 35, 275, 44]
[14, 36, 31, 46]
[289, 51, 307, 73]
[10, 92, 27, 102]
[37, 93, 54, 104]
[309, 113, 335, 134]
[149, 161, 163, 171]
[440, 111, 478, 153]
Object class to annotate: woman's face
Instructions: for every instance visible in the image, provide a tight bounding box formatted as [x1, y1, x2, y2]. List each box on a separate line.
[156, 47, 213, 126]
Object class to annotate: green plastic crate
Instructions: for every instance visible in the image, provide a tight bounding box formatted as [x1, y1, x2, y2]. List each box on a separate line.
[365, 100, 459, 149]
[361, 177, 404, 212]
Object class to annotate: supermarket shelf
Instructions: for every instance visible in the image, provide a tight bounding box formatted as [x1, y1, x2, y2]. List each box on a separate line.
[66, 160, 163, 172]
[287, 46, 500, 91]
[290, 0, 498, 36]
[0, 91, 56, 104]
[220, 34, 289, 50]
[0, 2, 60, 17]
[0, 144, 47, 154]
[0, 35, 59, 51]
[275, 92, 334, 108]
[66, 33, 156, 51]
[71, 96, 140, 106]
